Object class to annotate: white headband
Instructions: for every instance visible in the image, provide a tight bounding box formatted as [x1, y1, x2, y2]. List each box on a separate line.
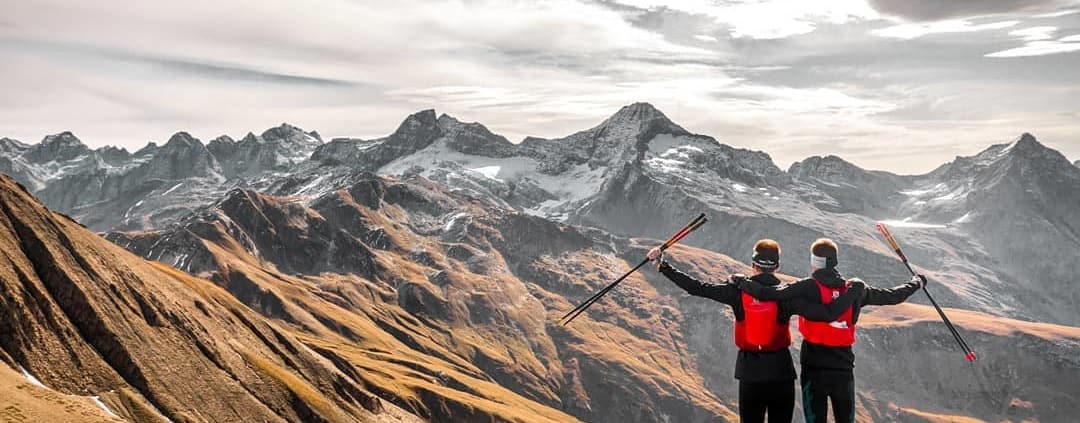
[810, 254, 828, 269]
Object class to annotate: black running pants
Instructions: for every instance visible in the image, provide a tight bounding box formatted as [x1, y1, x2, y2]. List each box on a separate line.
[800, 369, 855, 423]
[738, 379, 795, 423]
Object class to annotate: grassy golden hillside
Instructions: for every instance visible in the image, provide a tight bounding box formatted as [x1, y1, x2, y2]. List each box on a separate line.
[0, 174, 430, 422]
[0, 363, 125, 423]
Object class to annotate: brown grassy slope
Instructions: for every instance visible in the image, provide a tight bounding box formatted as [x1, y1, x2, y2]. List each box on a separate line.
[860, 302, 1080, 341]
[0, 363, 124, 423]
[0, 174, 421, 423]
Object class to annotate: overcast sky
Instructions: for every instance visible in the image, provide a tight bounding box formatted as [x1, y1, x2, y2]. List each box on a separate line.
[2, 0, 1079, 173]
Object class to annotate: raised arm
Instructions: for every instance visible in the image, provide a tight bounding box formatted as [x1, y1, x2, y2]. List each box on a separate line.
[861, 275, 925, 306]
[783, 281, 865, 321]
[657, 260, 739, 305]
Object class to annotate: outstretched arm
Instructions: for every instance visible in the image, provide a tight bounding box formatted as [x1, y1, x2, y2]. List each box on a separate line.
[783, 281, 865, 321]
[861, 276, 924, 306]
[736, 277, 810, 301]
[658, 260, 738, 306]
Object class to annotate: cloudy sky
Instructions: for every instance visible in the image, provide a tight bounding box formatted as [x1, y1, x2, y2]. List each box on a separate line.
[2, 0, 1079, 173]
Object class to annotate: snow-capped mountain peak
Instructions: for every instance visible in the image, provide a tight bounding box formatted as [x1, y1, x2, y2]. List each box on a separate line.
[25, 131, 91, 163]
[40, 131, 84, 147]
[1007, 132, 1068, 163]
[260, 122, 322, 146]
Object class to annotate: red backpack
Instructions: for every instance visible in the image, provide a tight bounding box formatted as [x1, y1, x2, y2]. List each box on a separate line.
[798, 280, 856, 347]
[734, 292, 791, 351]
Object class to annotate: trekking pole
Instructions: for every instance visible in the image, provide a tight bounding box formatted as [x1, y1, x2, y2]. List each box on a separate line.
[559, 214, 707, 326]
[560, 213, 707, 326]
[876, 223, 976, 361]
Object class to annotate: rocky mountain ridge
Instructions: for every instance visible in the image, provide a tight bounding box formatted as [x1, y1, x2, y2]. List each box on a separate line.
[3, 103, 1079, 421]
[3, 105, 1078, 326]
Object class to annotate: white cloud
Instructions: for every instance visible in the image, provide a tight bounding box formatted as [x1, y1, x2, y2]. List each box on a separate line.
[0, 0, 723, 143]
[985, 26, 1080, 57]
[2, 0, 1079, 174]
[1033, 9, 1080, 18]
[1009, 26, 1058, 41]
[613, 0, 879, 39]
[1, 0, 899, 147]
[985, 40, 1080, 57]
[871, 20, 1019, 40]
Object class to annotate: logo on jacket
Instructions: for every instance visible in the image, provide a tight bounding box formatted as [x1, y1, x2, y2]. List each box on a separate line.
[831, 290, 840, 300]
[829, 321, 849, 329]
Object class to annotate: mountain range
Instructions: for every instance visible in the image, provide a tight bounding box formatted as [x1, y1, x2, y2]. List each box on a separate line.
[1, 103, 1078, 422]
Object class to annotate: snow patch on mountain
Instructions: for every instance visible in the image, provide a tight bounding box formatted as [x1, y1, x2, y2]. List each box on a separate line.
[468, 165, 502, 181]
[19, 366, 47, 389]
[90, 396, 120, 418]
[880, 219, 948, 229]
[444, 212, 469, 232]
[380, 135, 614, 220]
[900, 182, 967, 206]
[161, 182, 184, 196]
[901, 183, 946, 197]
[647, 133, 711, 155]
[953, 212, 974, 223]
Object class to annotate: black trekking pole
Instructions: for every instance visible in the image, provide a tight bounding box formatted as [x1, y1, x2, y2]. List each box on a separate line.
[560, 213, 708, 326]
[876, 223, 976, 362]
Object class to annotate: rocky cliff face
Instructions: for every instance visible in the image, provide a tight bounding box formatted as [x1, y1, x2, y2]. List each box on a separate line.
[0, 132, 104, 192]
[312, 110, 442, 170]
[787, 133, 1080, 325]
[943, 135, 1080, 325]
[788, 155, 914, 216]
[0, 125, 324, 231]
[24, 131, 93, 164]
[210, 124, 322, 179]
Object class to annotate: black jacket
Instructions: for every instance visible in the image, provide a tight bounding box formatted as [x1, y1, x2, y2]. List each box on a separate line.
[739, 267, 921, 372]
[657, 261, 862, 382]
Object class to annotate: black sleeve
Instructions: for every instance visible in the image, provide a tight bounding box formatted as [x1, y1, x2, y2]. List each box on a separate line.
[782, 282, 865, 321]
[658, 260, 738, 305]
[860, 278, 920, 306]
[739, 278, 810, 301]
